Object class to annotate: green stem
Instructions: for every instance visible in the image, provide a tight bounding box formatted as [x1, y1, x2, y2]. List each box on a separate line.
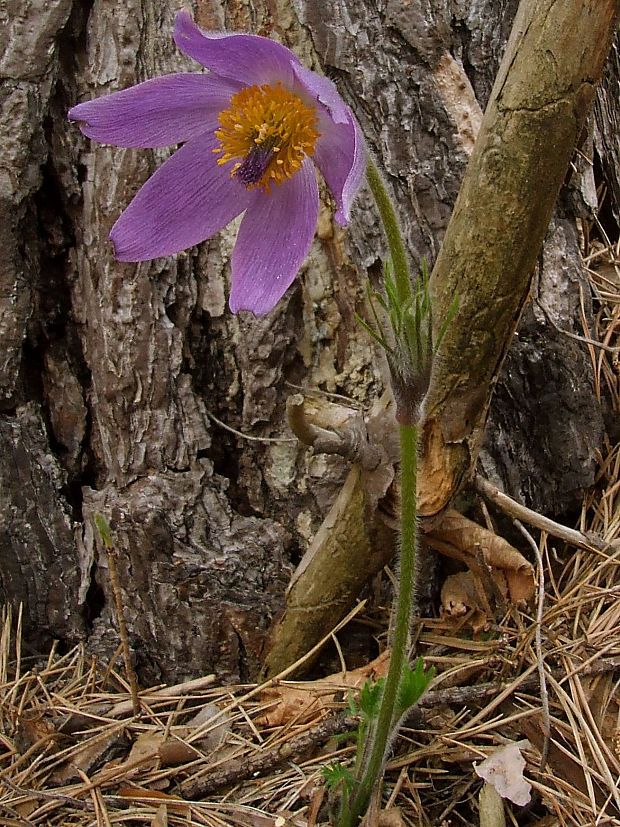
[336, 162, 420, 827]
[345, 423, 419, 825]
[366, 160, 412, 307]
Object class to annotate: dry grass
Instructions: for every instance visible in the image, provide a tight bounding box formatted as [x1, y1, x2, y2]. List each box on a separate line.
[2, 523, 620, 826]
[1, 246, 619, 826]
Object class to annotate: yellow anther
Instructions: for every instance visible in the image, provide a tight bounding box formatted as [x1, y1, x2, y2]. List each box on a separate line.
[214, 83, 320, 191]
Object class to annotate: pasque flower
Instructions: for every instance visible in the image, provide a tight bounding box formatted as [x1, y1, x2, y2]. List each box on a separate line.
[69, 12, 366, 315]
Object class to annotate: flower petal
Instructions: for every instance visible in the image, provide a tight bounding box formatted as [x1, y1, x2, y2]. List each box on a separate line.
[291, 64, 367, 223]
[291, 63, 349, 125]
[229, 159, 319, 315]
[174, 11, 299, 86]
[68, 74, 238, 148]
[313, 108, 366, 225]
[110, 130, 251, 261]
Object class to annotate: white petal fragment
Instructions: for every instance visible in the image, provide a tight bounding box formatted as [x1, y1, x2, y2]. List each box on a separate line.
[474, 741, 532, 807]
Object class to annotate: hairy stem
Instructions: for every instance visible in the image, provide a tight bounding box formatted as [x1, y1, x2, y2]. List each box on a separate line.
[345, 423, 419, 825]
[335, 163, 421, 827]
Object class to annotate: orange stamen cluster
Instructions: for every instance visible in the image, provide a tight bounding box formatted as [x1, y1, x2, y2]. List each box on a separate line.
[214, 83, 320, 192]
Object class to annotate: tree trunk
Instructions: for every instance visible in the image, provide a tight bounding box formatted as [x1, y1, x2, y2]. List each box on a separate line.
[418, 0, 617, 518]
[0, 0, 615, 683]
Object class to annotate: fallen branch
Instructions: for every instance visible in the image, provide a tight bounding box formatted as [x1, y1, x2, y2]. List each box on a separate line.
[414, 656, 620, 709]
[179, 713, 358, 799]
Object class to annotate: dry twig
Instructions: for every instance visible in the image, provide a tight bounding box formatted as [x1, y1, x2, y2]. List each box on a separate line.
[94, 515, 141, 717]
[474, 475, 606, 551]
[514, 522, 550, 771]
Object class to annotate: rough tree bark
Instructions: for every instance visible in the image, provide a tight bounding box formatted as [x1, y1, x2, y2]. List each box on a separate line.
[0, 0, 615, 683]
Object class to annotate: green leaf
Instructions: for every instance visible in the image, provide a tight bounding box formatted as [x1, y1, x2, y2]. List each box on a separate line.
[322, 762, 355, 792]
[384, 267, 400, 309]
[359, 677, 384, 720]
[395, 658, 435, 720]
[94, 513, 114, 549]
[346, 691, 360, 717]
[355, 313, 393, 354]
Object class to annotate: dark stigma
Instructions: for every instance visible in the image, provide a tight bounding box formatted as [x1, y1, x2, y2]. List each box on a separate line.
[235, 142, 275, 187]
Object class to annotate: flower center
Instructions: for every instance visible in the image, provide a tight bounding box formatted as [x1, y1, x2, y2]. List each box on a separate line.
[214, 83, 320, 192]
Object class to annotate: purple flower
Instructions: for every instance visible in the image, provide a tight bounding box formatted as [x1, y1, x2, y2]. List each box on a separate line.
[68, 11, 366, 315]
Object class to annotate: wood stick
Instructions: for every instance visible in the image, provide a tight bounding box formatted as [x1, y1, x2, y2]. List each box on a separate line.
[94, 514, 141, 717]
[179, 712, 358, 799]
[474, 475, 607, 552]
[106, 549, 141, 717]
